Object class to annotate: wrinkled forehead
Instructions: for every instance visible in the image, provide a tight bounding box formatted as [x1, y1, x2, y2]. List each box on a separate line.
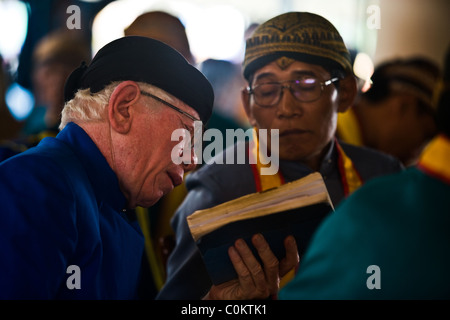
[250, 59, 331, 83]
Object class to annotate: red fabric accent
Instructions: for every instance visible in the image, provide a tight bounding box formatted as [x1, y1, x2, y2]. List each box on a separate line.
[336, 144, 350, 196]
[417, 163, 450, 185]
[250, 163, 262, 192]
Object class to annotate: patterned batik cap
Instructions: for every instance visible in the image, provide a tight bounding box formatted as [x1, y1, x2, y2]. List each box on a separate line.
[243, 12, 353, 80]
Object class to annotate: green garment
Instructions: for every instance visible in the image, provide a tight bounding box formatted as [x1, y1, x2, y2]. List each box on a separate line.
[279, 167, 450, 300]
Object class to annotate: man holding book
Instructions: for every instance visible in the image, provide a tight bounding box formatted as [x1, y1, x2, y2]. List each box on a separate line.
[158, 12, 403, 300]
[279, 46, 450, 299]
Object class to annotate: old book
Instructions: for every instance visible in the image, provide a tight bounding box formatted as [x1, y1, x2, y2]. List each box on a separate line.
[187, 172, 334, 285]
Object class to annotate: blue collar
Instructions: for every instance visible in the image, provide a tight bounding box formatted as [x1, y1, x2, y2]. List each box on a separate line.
[56, 122, 127, 212]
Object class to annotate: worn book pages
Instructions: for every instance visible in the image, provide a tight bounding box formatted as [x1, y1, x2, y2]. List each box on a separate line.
[187, 172, 333, 241]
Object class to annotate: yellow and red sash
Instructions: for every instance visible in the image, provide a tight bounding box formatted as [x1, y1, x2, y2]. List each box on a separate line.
[248, 129, 285, 191]
[248, 131, 363, 288]
[417, 134, 450, 184]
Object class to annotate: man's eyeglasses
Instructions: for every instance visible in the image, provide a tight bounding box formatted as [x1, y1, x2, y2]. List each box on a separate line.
[140, 91, 201, 122]
[140, 90, 203, 150]
[246, 77, 340, 108]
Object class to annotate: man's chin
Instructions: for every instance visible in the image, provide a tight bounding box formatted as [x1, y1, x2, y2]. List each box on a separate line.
[136, 193, 164, 209]
[278, 148, 309, 162]
[135, 201, 155, 209]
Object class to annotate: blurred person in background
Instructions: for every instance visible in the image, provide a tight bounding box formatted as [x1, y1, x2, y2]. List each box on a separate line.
[124, 10, 195, 64]
[0, 54, 22, 142]
[199, 58, 250, 160]
[336, 57, 441, 166]
[25, 29, 91, 135]
[0, 29, 91, 162]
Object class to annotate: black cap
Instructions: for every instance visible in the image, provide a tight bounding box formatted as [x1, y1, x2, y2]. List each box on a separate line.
[64, 36, 214, 123]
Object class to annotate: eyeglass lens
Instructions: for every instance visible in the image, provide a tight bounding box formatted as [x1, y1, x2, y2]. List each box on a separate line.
[252, 78, 326, 106]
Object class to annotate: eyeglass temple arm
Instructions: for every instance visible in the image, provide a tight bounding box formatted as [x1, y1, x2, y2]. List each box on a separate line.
[324, 77, 340, 86]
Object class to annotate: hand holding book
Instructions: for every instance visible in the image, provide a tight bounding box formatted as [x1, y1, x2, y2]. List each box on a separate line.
[204, 233, 299, 300]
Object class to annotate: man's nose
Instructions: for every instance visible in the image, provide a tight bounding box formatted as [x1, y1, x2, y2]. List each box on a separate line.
[276, 87, 304, 118]
[181, 147, 198, 172]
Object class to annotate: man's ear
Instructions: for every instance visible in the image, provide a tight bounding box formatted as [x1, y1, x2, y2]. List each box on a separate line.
[241, 88, 257, 127]
[337, 75, 357, 113]
[108, 81, 141, 134]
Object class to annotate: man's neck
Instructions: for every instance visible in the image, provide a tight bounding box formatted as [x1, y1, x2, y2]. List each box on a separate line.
[300, 140, 334, 172]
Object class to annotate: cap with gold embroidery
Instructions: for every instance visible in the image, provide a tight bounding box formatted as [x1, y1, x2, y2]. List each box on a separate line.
[243, 12, 352, 80]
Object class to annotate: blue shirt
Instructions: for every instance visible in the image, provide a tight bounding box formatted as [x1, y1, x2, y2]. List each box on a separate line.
[0, 122, 145, 299]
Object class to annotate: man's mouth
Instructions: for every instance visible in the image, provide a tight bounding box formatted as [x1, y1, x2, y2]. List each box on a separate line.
[167, 170, 183, 187]
[279, 129, 310, 137]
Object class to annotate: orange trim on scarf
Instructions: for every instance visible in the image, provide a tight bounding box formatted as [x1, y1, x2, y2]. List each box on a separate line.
[417, 134, 450, 184]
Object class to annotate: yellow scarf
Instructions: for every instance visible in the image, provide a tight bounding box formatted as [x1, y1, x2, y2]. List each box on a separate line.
[249, 129, 285, 191]
[417, 134, 450, 184]
[336, 108, 364, 147]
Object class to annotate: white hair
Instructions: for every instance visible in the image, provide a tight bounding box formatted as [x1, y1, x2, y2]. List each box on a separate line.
[59, 81, 178, 130]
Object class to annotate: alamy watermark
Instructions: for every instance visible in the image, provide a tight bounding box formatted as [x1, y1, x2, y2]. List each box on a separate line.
[66, 264, 81, 290]
[366, 4, 381, 30]
[171, 122, 280, 175]
[66, 5, 81, 30]
[66, 4, 381, 31]
[366, 264, 381, 289]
